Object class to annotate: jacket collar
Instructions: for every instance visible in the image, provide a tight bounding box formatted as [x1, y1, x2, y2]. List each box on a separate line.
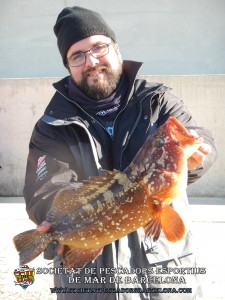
[52, 60, 143, 98]
[44, 60, 143, 119]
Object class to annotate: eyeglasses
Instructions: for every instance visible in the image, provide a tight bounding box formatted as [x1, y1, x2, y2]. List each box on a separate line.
[67, 42, 113, 67]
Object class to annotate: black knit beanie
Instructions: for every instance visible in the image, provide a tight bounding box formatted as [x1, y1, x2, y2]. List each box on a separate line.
[54, 6, 116, 66]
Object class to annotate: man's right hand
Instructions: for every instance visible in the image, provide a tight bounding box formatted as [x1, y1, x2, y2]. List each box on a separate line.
[36, 220, 52, 232]
[36, 221, 64, 259]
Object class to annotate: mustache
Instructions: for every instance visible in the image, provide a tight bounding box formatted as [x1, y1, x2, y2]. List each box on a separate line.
[83, 65, 108, 76]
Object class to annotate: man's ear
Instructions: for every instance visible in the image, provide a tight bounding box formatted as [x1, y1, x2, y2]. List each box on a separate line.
[66, 64, 71, 74]
[114, 43, 122, 61]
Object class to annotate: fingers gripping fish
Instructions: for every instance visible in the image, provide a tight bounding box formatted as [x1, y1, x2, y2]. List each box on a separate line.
[13, 117, 202, 268]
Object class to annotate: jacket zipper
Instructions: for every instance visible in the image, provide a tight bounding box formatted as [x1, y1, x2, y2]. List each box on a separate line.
[117, 92, 155, 170]
[55, 87, 155, 171]
[55, 89, 110, 134]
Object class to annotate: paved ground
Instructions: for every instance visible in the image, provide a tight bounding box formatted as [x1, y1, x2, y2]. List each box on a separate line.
[0, 197, 225, 300]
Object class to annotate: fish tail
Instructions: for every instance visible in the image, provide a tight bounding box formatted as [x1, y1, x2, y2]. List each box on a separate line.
[144, 205, 185, 242]
[13, 229, 51, 265]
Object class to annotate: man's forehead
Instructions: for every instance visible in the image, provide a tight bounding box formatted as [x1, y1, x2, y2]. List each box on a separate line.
[69, 35, 112, 52]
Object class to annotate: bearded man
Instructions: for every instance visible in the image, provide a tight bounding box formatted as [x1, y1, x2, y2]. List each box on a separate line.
[23, 6, 217, 300]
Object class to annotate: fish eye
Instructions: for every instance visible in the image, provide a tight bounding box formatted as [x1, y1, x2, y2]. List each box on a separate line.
[154, 136, 165, 148]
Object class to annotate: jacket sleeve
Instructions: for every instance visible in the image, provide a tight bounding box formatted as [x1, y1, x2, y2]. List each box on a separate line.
[23, 120, 82, 225]
[158, 91, 217, 185]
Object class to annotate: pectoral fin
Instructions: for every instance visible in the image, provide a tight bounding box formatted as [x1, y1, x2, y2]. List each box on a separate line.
[144, 215, 162, 241]
[161, 205, 185, 242]
[144, 205, 185, 242]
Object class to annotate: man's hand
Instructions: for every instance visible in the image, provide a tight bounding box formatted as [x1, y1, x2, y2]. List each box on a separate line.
[36, 220, 52, 232]
[36, 221, 64, 257]
[187, 130, 211, 171]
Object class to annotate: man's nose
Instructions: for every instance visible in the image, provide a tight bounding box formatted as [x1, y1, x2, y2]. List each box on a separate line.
[84, 52, 100, 67]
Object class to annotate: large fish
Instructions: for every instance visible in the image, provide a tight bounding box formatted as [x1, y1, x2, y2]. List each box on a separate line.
[13, 116, 201, 268]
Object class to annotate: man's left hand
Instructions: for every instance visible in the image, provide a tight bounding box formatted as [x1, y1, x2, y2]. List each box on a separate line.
[187, 130, 211, 170]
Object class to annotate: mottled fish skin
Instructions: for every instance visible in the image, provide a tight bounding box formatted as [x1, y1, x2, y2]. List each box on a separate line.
[13, 117, 201, 268]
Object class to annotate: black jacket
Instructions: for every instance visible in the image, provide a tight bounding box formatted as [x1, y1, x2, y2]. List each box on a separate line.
[23, 60, 217, 299]
[24, 60, 216, 225]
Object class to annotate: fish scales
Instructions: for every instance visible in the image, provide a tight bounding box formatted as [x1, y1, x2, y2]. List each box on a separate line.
[48, 175, 144, 249]
[13, 116, 202, 268]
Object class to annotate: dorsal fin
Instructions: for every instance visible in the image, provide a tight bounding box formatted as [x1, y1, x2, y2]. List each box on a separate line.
[46, 187, 84, 223]
[46, 169, 122, 224]
[74, 168, 121, 198]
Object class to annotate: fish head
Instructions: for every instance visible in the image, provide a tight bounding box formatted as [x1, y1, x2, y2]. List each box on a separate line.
[128, 116, 202, 196]
[143, 116, 202, 199]
[152, 116, 202, 163]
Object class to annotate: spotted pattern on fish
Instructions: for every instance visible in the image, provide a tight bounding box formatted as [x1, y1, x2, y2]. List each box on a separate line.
[13, 117, 202, 268]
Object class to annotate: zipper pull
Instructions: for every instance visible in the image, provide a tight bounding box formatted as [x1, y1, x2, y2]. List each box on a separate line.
[106, 126, 114, 136]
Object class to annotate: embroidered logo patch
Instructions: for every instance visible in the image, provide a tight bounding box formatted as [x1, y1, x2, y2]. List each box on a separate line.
[36, 155, 48, 181]
[96, 103, 120, 116]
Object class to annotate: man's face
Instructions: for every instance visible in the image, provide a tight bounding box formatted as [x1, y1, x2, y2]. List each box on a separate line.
[66, 35, 123, 100]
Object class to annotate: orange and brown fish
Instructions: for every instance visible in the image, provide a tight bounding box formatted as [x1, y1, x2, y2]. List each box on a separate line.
[13, 116, 202, 268]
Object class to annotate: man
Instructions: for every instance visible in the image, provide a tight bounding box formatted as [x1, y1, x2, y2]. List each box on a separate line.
[24, 6, 217, 300]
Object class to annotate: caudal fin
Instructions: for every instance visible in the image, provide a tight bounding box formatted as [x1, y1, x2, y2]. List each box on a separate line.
[13, 229, 51, 265]
[144, 205, 185, 242]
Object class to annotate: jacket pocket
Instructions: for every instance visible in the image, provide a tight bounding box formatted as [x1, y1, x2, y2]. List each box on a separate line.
[143, 230, 195, 265]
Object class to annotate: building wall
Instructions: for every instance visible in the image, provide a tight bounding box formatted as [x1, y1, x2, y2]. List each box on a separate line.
[0, 1, 224, 197]
[0, 0, 225, 78]
[0, 75, 224, 197]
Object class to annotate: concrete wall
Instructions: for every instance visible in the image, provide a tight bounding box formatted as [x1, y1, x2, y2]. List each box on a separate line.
[0, 0, 225, 78]
[0, 75, 224, 197]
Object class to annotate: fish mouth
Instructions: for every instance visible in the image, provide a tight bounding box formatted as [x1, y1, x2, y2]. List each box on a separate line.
[167, 117, 203, 158]
[167, 117, 200, 146]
